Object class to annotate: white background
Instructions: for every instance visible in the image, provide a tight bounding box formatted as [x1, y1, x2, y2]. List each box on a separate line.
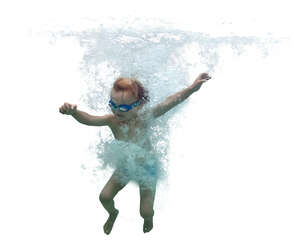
[0, 0, 299, 250]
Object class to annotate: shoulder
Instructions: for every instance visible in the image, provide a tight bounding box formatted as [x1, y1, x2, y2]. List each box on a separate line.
[105, 114, 116, 126]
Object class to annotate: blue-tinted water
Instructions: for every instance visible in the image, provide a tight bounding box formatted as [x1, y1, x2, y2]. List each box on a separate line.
[50, 17, 279, 190]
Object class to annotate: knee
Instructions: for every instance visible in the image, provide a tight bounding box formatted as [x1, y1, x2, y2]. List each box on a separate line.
[140, 207, 154, 219]
[99, 190, 113, 203]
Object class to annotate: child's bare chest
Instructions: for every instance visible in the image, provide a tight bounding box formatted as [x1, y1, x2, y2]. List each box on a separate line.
[110, 118, 148, 143]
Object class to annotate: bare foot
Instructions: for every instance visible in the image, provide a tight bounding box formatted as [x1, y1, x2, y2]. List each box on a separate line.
[103, 209, 119, 235]
[143, 218, 153, 233]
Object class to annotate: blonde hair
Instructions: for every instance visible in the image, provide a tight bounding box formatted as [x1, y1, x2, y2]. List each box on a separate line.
[112, 77, 150, 104]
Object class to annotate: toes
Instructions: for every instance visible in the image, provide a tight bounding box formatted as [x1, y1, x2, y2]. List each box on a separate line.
[104, 220, 114, 235]
[103, 224, 110, 235]
[143, 220, 153, 233]
[143, 226, 152, 233]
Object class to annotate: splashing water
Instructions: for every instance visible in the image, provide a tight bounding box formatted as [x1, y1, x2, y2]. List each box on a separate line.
[49, 17, 280, 190]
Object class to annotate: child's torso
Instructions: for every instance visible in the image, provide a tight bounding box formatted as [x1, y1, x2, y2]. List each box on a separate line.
[107, 114, 161, 178]
[108, 114, 152, 151]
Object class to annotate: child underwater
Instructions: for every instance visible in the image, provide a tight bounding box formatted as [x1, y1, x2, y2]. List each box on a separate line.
[59, 72, 211, 234]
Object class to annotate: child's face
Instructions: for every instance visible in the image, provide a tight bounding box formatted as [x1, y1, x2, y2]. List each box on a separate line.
[110, 89, 141, 121]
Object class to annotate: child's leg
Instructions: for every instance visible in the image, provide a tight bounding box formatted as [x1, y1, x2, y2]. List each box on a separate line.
[100, 169, 129, 214]
[99, 169, 129, 234]
[139, 182, 157, 233]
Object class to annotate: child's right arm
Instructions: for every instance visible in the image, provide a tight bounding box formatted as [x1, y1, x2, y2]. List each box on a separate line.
[59, 102, 111, 126]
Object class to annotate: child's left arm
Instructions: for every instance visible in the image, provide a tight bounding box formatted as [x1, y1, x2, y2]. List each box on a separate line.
[151, 73, 211, 118]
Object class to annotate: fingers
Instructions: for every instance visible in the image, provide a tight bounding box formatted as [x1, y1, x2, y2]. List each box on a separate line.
[199, 72, 211, 80]
[202, 76, 211, 82]
[59, 102, 77, 115]
[199, 72, 209, 79]
[196, 73, 212, 83]
[197, 77, 210, 84]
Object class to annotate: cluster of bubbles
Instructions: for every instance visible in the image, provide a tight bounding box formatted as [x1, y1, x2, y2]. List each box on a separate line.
[51, 17, 279, 187]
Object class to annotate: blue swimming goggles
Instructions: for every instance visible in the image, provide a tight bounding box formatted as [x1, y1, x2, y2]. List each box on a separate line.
[109, 99, 142, 112]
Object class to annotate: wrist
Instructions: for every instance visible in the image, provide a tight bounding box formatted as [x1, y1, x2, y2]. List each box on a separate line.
[188, 84, 201, 93]
[71, 109, 78, 116]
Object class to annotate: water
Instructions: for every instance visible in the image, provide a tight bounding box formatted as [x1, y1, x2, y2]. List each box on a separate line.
[47, 17, 280, 190]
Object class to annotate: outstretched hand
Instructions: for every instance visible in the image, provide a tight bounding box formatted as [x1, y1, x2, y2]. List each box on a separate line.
[191, 73, 211, 91]
[59, 102, 77, 115]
